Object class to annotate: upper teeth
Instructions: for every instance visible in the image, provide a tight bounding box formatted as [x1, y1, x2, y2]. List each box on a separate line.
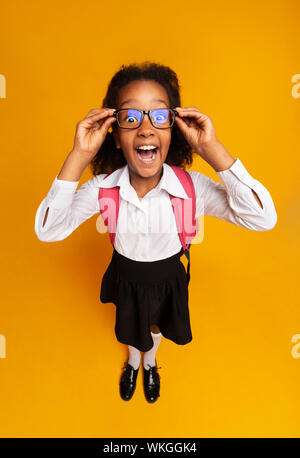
[137, 145, 157, 150]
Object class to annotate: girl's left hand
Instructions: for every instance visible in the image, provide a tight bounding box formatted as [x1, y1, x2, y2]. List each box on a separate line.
[174, 107, 218, 157]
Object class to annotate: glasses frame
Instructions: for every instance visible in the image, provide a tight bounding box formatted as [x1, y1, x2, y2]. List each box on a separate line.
[112, 108, 178, 129]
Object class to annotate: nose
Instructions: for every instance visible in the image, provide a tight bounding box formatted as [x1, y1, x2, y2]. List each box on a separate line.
[138, 112, 155, 136]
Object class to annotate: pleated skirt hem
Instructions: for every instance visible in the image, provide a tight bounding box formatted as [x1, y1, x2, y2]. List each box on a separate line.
[100, 248, 192, 353]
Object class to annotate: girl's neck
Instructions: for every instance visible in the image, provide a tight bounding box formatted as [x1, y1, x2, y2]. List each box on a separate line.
[129, 167, 163, 199]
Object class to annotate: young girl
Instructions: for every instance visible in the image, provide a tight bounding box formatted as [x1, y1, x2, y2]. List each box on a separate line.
[35, 62, 277, 404]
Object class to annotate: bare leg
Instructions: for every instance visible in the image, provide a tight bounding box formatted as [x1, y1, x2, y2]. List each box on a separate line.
[150, 324, 161, 334]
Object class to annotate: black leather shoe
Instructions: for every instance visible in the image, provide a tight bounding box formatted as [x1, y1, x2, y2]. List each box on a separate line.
[143, 359, 161, 403]
[119, 362, 140, 401]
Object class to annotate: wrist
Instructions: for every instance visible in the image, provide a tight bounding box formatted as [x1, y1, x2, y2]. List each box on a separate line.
[198, 140, 236, 172]
[57, 150, 87, 181]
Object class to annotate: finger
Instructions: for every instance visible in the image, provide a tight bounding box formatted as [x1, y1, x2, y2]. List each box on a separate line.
[83, 110, 116, 125]
[100, 116, 116, 126]
[176, 108, 205, 115]
[175, 107, 200, 111]
[95, 116, 117, 131]
[86, 108, 115, 118]
[175, 115, 192, 128]
[85, 108, 104, 118]
[175, 107, 205, 117]
[176, 111, 205, 120]
[86, 108, 101, 115]
[176, 111, 209, 123]
[175, 110, 209, 128]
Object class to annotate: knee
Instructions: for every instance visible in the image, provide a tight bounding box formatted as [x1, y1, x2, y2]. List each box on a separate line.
[150, 324, 160, 334]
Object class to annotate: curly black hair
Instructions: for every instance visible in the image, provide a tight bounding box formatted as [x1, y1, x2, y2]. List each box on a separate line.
[89, 61, 195, 176]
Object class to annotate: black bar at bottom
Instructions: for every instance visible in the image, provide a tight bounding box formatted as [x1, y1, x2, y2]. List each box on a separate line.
[0, 437, 298, 456]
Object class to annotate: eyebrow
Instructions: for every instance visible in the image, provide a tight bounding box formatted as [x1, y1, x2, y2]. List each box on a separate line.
[120, 98, 168, 108]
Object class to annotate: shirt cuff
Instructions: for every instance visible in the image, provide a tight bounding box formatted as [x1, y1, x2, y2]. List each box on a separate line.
[216, 158, 258, 193]
[46, 175, 79, 208]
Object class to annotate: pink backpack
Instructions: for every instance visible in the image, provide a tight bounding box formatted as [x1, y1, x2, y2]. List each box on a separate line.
[98, 165, 199, 285]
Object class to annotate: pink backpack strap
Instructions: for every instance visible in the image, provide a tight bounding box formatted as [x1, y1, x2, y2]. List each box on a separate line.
[98, 172, 120, 246]
[168, 165, 199, 286]
[98, 166, 198, 285]
[168, 165, 199, 252]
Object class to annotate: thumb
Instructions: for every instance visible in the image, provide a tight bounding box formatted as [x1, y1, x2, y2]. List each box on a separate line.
[175, 115, 190, 131]
[91, 117, 116, 144]
[99, 116, 116, 133]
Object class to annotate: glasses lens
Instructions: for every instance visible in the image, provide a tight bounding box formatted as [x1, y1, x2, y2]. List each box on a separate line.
[151, 109, 174, 128]
[117, 109, 174, 128]
[117, 109, 142, 128]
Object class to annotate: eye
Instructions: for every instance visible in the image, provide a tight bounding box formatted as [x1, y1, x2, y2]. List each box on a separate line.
[125, 115, 138, 123]
[124, 109, 142, 124]
[152, 109, 169, 125]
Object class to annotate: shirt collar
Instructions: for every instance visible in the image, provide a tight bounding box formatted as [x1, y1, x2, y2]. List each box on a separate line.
[96, 162, 188, 207]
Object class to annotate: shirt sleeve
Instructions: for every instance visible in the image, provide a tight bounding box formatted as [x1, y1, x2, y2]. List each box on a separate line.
[188, 158, 278, 231]
[34, 174, 106, 242]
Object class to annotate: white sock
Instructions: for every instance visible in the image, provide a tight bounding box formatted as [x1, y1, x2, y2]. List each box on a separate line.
[128, 345, 141, 370]
[143, 331, 162, 370]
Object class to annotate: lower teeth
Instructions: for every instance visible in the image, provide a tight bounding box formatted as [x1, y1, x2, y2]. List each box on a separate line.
[137, 151, 157, 162]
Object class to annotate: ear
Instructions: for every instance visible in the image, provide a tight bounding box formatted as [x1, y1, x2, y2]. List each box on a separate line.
[112, 123, 121, 149]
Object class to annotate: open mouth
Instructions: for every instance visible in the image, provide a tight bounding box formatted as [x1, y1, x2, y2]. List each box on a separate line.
[135, 147, 159, 164]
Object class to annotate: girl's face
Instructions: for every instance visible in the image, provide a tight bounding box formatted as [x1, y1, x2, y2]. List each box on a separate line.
[112, 80, 172, 179]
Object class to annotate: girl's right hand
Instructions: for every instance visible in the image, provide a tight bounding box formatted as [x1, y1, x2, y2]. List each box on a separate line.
[71, 108, 117, 159]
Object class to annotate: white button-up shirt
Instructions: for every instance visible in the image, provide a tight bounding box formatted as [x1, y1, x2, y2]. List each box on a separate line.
[34, 158, 277, 261]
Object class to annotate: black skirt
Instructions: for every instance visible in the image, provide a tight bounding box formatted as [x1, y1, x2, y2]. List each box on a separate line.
[100, 248, 193, 352]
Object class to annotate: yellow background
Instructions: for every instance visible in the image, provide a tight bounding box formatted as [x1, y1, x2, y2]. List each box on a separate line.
[0, 0, 299, 438]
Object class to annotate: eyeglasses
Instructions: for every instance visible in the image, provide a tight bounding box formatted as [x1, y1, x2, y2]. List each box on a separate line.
[113, 108, 178, 129]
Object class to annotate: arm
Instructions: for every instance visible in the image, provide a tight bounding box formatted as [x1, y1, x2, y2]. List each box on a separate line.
[42, 149, 83, 228]
[251, 190, 263, 209]
[34, 173, 105, 242]
[188, 157, 277, 231]
[35, 146, 101, 241]
[35, 107, 118, 241]
[174, 107, 277, 229]
[198, 139, 263, 209]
